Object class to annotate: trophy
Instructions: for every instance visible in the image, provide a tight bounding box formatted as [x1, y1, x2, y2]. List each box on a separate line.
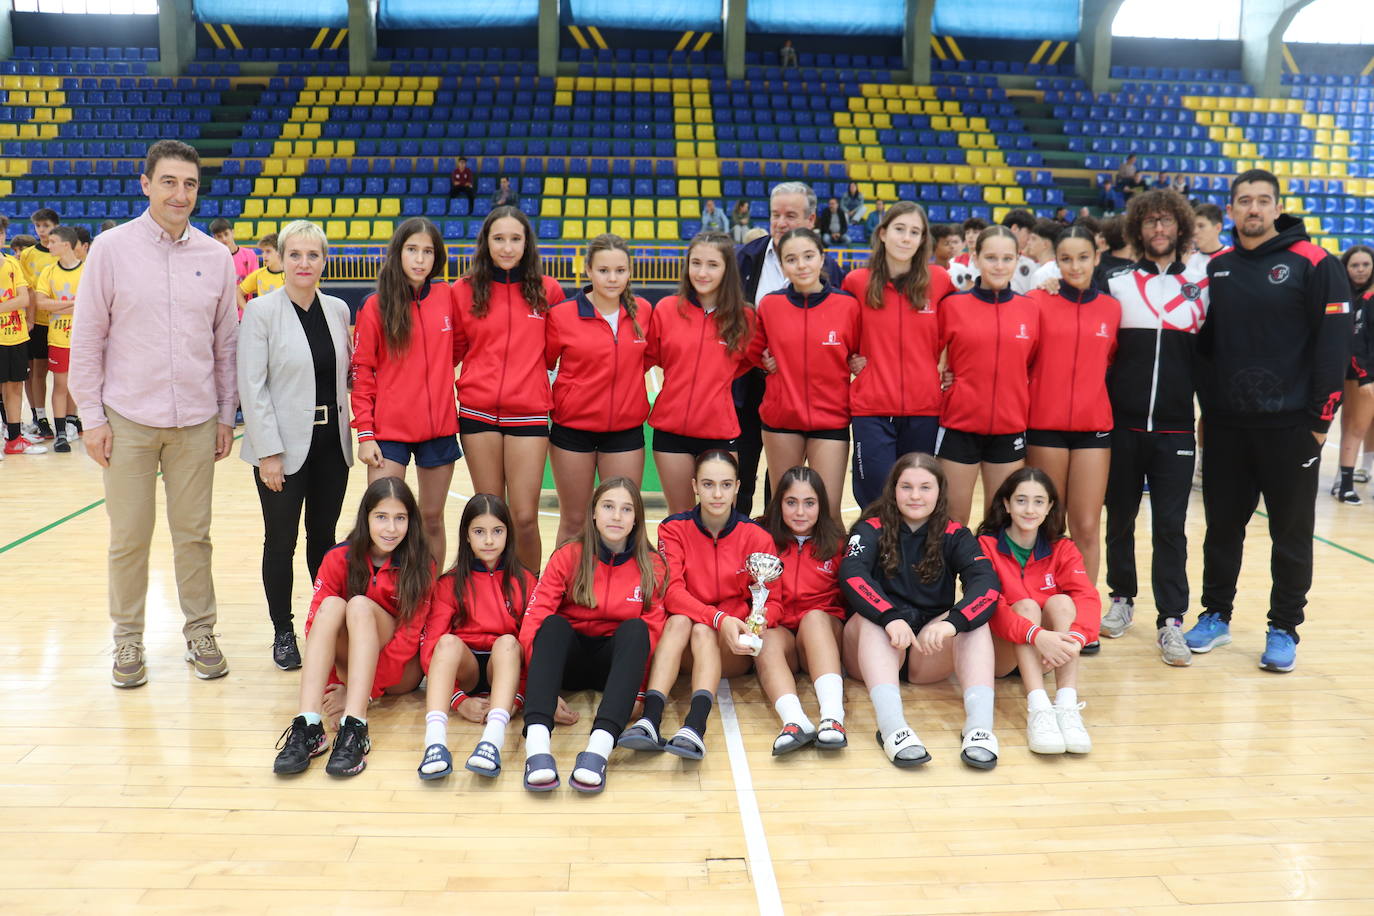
[741, 552, 783, 655]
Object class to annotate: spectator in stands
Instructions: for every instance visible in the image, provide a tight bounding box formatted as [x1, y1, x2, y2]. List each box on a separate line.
[930, 223, 961, 270]
[450, 156, 475, 206]
[841, 182, 866, 224]
[731, 201, 752, 243]
[956, 218, 986, 267]
[700, 199, 728, 235]
[209, 217, 259, 285]
[237, 220, 352, 671]
[490, 176, 520, 211]
[866, 199, 886, 234]
[71, 138, 239, 690]
[1114, 153, 1142, 195]
[1025, 219, 1065, 288]
[1100, 176, 1125, 213]
[821, 197, 850, 246]
[780, 40, 798, 70]
[99, 220, 118, 234]
[1053, 206, 1070, 224]
[1171, 173, 1191, 198]
[1078, 206, 1092, 221]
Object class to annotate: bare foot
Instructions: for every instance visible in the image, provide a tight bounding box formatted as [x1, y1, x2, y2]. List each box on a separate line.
[456, 695, 490, 723]
[554, 695, 580, 726]
[321, 683, 346, 730]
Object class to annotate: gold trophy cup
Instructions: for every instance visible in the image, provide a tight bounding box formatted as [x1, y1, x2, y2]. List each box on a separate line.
[742, 552, 783, 655]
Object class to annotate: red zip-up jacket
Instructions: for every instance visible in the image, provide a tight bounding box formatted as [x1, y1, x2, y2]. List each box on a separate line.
[419, 563, 534, 671]
[305, 543, 432, 700]
[644, 291, 755, 440]
[656, 508, 780, 630]
[351, 280, 459, 443]
[452, 269, 566, 427]
[747, 282, 860, 430]
[519, 539, 667, 662]
[844, 265, 953, 417]
[978, 530, 1101, 647]
[772, 536, 845, 630]
[938, 285, 1040, 435]
[1027, 284, 1120, 432]
[545, 290, 653, 432]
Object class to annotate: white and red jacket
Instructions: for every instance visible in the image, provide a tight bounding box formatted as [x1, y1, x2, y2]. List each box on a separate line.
[938, 285, 1040, 435]
[452, 268, 566, 427]
[772, 536, 846, 630]
[747, 282, 860, 430]
[306, 543, 432, 699]
[519, 539, 667, 661]
[656, 508, 780, 630]
[1027, 284, 1120, 432]
[351, 280, 459, 443]
[544, 290, 653, 432]
[644, 291, 755, 440]
[978, 530, 1101, 647]
[844, 266, 952, 417]
[419, 562, 534, 671]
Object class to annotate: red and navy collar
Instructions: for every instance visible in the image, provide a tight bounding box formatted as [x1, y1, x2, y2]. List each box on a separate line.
[574, 288, 624, 320]
[996, 528, 1053, 561]
[970, 284, 1015, 303]
[1132, 258, 1185, 276]
[783, 282, 833, 308]
[1057, 282, 1099, 304]
[597, 535, 638, 566]
[492, 265, 526, 284]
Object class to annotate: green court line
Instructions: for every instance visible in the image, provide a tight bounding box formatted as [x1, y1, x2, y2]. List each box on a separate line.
[1255, 508, 1374, 565]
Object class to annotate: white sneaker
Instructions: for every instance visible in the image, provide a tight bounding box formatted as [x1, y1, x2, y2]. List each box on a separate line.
[1158, 622, 1192, 667]
[1055, 702, 1092, 753]
[1101, 597, 1134, 638]
[1026, 706, 1065, 754]
[21, 421, 42, 440]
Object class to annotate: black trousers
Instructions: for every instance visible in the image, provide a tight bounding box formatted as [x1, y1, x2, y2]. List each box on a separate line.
[1104, 427, 1195, 626]
[448, 186, 474, 205]
[254, 424, 350, 633]
[733, 367, 768, 515]
[523, 615, 649, 736]
[1201, 423, 1320, 638]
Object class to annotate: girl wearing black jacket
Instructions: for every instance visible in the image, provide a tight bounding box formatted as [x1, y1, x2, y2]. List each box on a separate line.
[839, 452, 1001, 770]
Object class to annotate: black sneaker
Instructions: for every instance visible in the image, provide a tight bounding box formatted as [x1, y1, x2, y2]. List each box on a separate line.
[36, 417, 54, 440]
[273, 715, 327, 775]
[1336, 489, 1363, 506]
[53, 434, 71, 453]
[272, 631, 302, 670]
[1081, 640, 1101, 655]
[326, 717, 371, 777]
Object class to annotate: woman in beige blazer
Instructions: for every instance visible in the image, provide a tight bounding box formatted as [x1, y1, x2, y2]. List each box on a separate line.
[237, 220, 354, 670]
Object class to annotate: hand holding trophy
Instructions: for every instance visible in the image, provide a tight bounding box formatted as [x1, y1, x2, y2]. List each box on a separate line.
[742, 552, 783, 656]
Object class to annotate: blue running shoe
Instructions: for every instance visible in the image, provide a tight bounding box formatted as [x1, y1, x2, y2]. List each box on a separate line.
[1260, 627, 1296, 673]
[1184, 612, 1232, 653]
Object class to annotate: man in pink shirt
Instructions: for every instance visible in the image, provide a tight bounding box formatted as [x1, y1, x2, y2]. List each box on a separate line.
[70, 139, 239, 689]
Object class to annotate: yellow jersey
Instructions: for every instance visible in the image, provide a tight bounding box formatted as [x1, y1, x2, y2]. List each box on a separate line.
[37, 259, 84, 350]
[0, 254, 30, 347]
[19, 243, 58, 327]
[239, 266, 285, 300]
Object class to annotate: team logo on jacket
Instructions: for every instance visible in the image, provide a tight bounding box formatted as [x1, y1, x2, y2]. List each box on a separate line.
[1096, 322, 1110, 338]
[1181, 283, 1201, 301]
[441, 316, 453, 331]
[822, 330, 843, 346]
[846, 534, 864, 557]
[821, 559, 834, 573]
[1041, 573, 1056, 591]
[630, 585, 643, 602]
[1268, 265, 1290, 284]
[1019, 264, 1030, 276]
[1015, 323, 1030, 340]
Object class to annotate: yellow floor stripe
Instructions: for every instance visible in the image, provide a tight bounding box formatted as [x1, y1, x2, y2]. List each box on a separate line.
[674, 31, 694, 53]
[929, 36, 947, 61]
[1048, 41, 1069, 66]
[568, 26, 590, 51]
[945, 36, 964, 62]
[693, 31, 713, 52]
[330, 29, 348, 51]
[221, 24, 243, 51]
[587, 26, 609, 50]
[310, 27, 329, 51]
[203, 23, 225, 51]
[1030, 40, 1050, 65]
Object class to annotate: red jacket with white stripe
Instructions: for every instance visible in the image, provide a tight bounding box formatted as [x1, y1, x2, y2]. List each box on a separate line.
[351, 280, 460, 443]
[452, 269, 566, 426]
[1026, 285, 1120, 432]
[978, 530, 1101, 647]
[305, 543, 432, 699]
[843, 266, 952, 417]
[772, 536, 846, 630]
[419, 563, 534, 671]
[518, 540, 667, 661]
[938, 286, 1040, 435]
[544, 291, 653, 432]
[747, 282, 861, 430]
[644, 292, 755, 440]
[656, 508, 780, 630]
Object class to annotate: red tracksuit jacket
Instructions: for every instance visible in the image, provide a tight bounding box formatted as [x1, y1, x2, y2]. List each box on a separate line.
[518, 540, 667, 661]
[351, 280, 459, 443]
[419, 563, 535, 671]
[452, 269, 566, 427]
[1027, 285, 1120, 432]
[844, 265, 953, 417]
[544, 290, 653, 432]
[938, 285, 1040, 435]
[306, 543, 432, 700]
[772, 536, 846, 630]
[747, 283, 860, 430]
[644, 292, 755, 440]
[656, 508, 781, 630]
[978, 530, 1101, 647]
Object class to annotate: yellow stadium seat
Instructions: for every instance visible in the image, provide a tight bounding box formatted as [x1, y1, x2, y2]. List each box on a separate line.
[700, 179, 721, 198]
[675, 124, 695, 141]
[863, 147, 883, 162]
[657, 221, 679, 241]
[566, 178, 587, 197]
[321, 221, 345, 242]
[564, 198, 587, 218]
[333, 199, 355, 218]
[838, 128, 858, 146]
[282, 123, 302, 139]
[253, 178, 273, 196]
[585, 200, 607, 219]
[256, 222, 280, 239]
[612, 220, 634, 239]
[242, 199, 266, 219]
[354, 199, 377, 218]
[678, 160, 698, 177]
[309, 199, 332, 219]
[952, 166, 974, 184]
[656, 200, 678, 218]
[372, 221, 393, 240]
[891, 164, 913, 182]
[562, 220, 585, 241]
[984, 187, 1004, 205]
[585, 220, 608, 238]
[1004, 187, 1026, 206]
[261, 159, 285, 177]
[378, 199, 400, 218]
[632, 220, 654, 239]
[609, 200, 632, 218]
[632, 200, 654, 218]
[277, 178, 297, 197]
[679, 200, 701, 219]
[853, 112, 872, 128]
[544, 177, 566, 197]
[679, 179, 700, 198]
[347, 222, 371, 241]
[834, 111, 853, 127]
[932, 165, 954, 183]
[286, 199, 309, 219]
[265, 199, 287, 219]
[849, 163, 870, 181]
[876, 182, 897, 200]
[233, 221, 256, 240]
[541, 199, 562, 218]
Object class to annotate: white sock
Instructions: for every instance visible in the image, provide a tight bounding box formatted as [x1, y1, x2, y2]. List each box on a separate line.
[1363, 451, 1374, 471]
[481, 707, 511, 750]
[573, 729, 616, 786]
[300, 711, 322, 726]
[1026, 688, 1051, 712]
[814, 673, 845, 723]
[423, 710, 447, 748]
[35, 408, 46, 420]
[869, 683, 908, 738]
[963, 685, 995, 735]
[1055, 687, 1079, 708]
[524, 724, 551, 758]
[773, 693, 813, 731]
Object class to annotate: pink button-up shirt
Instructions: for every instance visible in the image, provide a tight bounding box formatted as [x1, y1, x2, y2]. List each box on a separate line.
[70, 208, 239, 430]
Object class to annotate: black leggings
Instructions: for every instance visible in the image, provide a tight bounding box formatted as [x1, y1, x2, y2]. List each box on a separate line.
[254, 426, 349, 633]
[523, 615, 650, 736]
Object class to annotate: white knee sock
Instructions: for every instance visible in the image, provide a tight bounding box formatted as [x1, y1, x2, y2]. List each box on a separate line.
[773, 693, 813, 732]
[1026, 688, 1051, 712]
[869, 683, 908, 738]
[573, 729, 616, 786]
[963, 685, 995, 735]
[481, 708, 511, 750]
[1055, 687, 1079, 708]
[424, 710, 447, 748]
[814, 673, 845, 722]
[524, 724, 551, 758]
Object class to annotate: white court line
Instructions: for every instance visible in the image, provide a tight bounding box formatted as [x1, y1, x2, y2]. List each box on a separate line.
[717, 678, 784, 916]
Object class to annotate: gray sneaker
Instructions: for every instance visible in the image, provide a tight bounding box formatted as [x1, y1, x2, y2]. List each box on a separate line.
[1101, 597, 1134, 638]
[112, 642, 148, 688]
[185, 633, 229, 679]
[1157, 622, 1192, 667]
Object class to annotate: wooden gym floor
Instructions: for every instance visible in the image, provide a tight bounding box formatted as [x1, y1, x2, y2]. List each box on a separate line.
[1, 434, 1372, 915]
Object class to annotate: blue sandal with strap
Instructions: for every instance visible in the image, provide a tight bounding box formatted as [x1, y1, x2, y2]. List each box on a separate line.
[417, 743, 453, 780]
[569, 751, 608, 794]
[522, 753, 560, 792]
[464, 740, 502, 777]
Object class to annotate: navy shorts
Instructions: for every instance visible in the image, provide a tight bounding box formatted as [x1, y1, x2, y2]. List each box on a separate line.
[26, 324, 47, 362]
[1027, 429, 1112, 450]
[935, 427, 1026, 465]
[377, 434, 462, 468]
[761, 423, 849, 441]
[549, 422, 644, 454]
[0, 342, 29, 383]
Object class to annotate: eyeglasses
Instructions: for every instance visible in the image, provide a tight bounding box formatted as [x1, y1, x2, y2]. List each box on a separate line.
[1143, 216, 1177, 229]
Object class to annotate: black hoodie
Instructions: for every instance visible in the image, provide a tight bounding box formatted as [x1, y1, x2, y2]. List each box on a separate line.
[1199, 215, 1352, 433]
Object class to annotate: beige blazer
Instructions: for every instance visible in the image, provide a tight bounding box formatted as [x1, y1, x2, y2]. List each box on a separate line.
[237, 286, 354, 475]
